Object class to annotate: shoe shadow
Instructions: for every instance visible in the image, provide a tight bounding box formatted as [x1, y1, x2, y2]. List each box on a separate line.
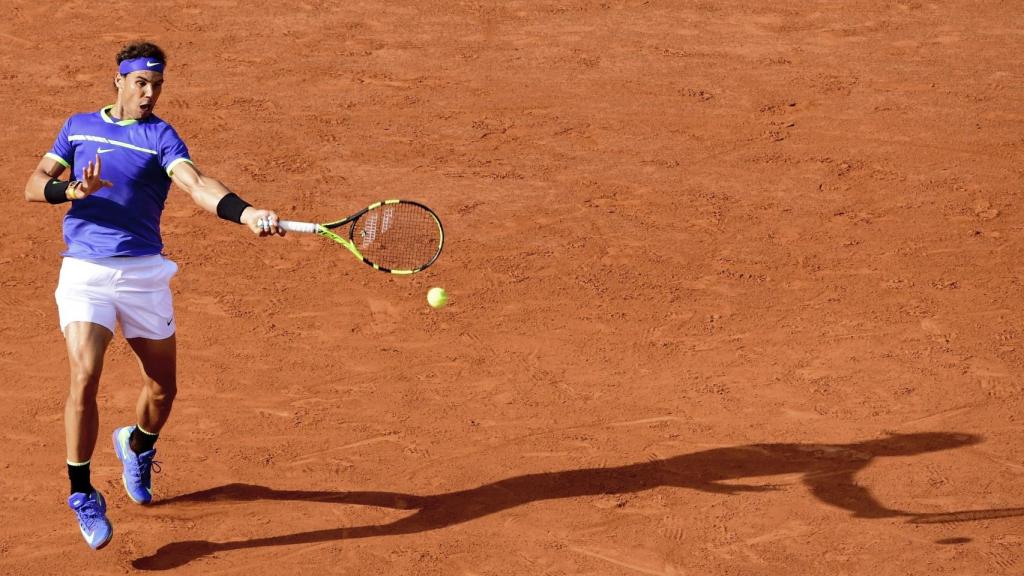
[132, 432, 1024, 570]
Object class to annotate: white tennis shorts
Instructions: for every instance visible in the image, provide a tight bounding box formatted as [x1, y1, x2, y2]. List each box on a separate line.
[54, 255, 179, 340]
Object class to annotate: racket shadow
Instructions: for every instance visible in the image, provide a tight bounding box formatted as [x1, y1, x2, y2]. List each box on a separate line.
[133, 432, 1023, 570]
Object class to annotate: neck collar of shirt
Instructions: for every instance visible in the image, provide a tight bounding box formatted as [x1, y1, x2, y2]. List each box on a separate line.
[101, 105, 139, 126]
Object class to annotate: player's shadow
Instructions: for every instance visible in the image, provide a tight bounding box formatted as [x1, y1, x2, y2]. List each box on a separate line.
[133, 432, 1024, 570]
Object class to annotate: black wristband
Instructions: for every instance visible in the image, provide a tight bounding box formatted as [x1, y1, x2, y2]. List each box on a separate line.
[44, 178, 72, 204]
[216, 192, 252, 224]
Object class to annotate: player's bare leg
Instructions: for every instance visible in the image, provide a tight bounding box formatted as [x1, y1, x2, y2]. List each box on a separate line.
[113, 334, 176, 505]
[64, 321, 113, 465]
[128, 334, 177, 434]
[63, 321, 114, 549]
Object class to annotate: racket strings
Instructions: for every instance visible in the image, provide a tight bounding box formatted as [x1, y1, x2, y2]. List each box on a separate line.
[353, 203, 441, 271]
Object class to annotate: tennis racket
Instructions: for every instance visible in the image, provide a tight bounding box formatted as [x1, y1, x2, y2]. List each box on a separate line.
[276, 200, 444, 274]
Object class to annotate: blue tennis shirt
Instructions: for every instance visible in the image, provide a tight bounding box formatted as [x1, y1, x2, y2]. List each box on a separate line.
[47, 105, 192, 258]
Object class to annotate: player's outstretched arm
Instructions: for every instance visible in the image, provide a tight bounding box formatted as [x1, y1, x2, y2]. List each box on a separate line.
[170, 161, 283, 236]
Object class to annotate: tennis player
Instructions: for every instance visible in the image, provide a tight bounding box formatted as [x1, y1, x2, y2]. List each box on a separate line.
[24, 41, 283, 550]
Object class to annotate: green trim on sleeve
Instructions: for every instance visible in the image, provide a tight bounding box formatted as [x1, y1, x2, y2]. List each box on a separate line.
[45, 152, 70, 169]
[166, 158, 194, 177]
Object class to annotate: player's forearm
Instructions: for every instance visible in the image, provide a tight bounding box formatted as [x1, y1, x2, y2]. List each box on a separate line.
[189, 179, 261, 225]
[175, 166, 270, 230]
[186, 176, 235, 214]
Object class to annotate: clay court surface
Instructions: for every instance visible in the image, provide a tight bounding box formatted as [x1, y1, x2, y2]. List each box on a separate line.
[3, 0, 1024, 573]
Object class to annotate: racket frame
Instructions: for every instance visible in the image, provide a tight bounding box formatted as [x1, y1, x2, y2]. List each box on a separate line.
[280, 199, 444, 275]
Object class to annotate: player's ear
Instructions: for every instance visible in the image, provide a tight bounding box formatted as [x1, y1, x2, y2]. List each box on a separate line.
[114, 74, 123, 91]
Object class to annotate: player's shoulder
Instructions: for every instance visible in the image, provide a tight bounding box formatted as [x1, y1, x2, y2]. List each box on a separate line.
[143, 112, 168, 126]
[141, 113, 179, 133]
[143, 114, 187, 142]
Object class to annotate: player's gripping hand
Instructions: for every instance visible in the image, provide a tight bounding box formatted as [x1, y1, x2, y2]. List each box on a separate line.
[242, 208, 286, 237]
[70, 154, 114, 199]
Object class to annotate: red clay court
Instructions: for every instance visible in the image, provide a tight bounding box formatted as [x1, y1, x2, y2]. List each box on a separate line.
[1, 1, 1023, 574]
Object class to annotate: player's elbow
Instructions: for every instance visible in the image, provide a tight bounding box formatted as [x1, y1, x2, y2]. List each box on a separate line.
[24, 175, 40, 202]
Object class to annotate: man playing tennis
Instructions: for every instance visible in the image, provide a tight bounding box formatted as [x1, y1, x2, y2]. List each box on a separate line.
[24, 41, 283, 550]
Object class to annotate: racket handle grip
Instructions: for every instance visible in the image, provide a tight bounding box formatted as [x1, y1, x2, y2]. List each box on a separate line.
[279, 220, 318, 234]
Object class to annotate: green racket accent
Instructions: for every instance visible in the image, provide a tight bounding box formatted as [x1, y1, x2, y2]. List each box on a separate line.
[281, 199, 444, 275]
[315, 226, 364, 260]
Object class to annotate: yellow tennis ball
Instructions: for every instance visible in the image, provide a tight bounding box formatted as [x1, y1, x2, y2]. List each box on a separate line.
[427, 287, 448, 309]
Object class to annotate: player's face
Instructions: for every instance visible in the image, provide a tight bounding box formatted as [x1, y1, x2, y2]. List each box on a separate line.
[116, 71, 163, 119]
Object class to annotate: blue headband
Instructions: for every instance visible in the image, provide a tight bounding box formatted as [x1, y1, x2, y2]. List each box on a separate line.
[119, 57, 165, 75]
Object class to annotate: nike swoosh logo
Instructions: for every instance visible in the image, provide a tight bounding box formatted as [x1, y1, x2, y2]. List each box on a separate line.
[146, 61, 161, 67]
[166, 318, 173, 326]
[97, 148, 114, 154]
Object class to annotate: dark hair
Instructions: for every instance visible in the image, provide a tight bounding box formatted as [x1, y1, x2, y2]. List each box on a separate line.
[116, 41, 167, 64]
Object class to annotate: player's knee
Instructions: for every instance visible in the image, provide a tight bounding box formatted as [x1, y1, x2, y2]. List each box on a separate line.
[67, 372, 100, 404]
[67, 346, 102, 378]
[148, 378, 177, 404]
[157, 384, 177, 404]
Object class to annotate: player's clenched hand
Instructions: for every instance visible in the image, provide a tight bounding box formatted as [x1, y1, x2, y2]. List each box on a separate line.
[242, 208, 286, 237]
[72, 154, 113, 199]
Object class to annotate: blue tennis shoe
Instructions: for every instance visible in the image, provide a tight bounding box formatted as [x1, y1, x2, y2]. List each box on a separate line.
[113, 426, 159, 505]
[68, 490, 113, 550]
